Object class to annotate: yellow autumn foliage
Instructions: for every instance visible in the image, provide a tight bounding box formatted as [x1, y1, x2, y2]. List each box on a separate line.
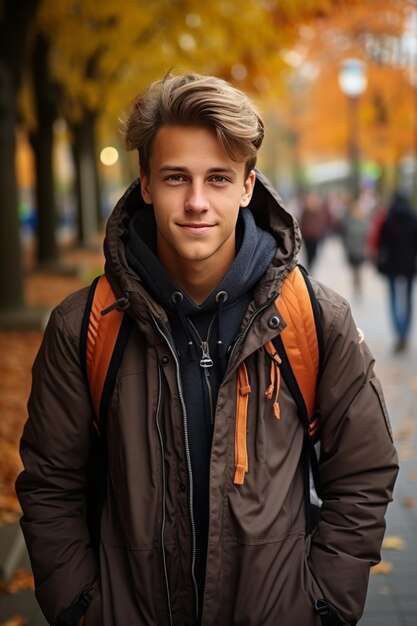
[279, 0, 417, 170]
[29, 0, 358, 128]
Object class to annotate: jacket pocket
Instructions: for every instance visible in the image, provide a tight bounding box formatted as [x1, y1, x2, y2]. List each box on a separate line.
[84, 590, 101, 626]
[315, 599, 346, 626]
[304, 540, 347, 626]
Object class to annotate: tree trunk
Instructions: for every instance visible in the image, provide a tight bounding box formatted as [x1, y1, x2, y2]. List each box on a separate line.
[0, 63, 24, 311]
[31, 128, 58, 264]
[71, 110, 101, 247]
[30, 33, 59, 266]
[0, 0, 40, 313]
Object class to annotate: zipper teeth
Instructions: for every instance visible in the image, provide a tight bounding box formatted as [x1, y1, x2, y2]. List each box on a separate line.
[187, 314, 216, 347]
[204, 368, 214, 424]
[187, 316, 215, 421]
[155, 365, 173, 626]
[150, 314, 199, 622]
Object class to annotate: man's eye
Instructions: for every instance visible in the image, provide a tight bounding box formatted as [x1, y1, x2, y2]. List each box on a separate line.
[210, 175, 228, 183]
[166, 175, 185, 182]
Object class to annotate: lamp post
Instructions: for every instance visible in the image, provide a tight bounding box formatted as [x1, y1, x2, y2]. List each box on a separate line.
[338, 59, 368, 199]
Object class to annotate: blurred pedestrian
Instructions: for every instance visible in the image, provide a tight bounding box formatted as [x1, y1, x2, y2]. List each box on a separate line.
[366, 202, 387, 267]
[341, 198, 369, 298]
[298, 191, 331, 270]
[378, 192, 417, 353]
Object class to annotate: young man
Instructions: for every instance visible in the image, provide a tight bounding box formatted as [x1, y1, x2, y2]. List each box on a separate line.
[16, 73, 398, 626]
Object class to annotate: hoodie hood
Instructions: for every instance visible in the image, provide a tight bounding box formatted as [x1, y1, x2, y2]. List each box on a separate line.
[103, 170, 301, 310]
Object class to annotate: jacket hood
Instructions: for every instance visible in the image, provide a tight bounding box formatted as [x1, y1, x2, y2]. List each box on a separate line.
[103, 170, 301, 306]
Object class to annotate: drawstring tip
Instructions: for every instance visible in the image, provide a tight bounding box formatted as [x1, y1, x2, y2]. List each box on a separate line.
[233, 466, 246, 485]
[273, 402, 281, 420]
[265, 384, 273, 400]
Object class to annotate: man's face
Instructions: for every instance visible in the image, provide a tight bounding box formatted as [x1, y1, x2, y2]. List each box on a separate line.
[140, 125, 255, 273]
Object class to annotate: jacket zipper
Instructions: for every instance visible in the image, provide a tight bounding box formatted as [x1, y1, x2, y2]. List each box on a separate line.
[155, 364, 173, 626]
[187, 317, 216, 423]
[150, 294, 278, 621]
[150, 313, 200, 623]
[187, 316, 216, 368]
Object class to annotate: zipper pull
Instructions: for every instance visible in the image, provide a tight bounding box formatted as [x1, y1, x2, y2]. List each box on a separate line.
[200, 341, 213, 368]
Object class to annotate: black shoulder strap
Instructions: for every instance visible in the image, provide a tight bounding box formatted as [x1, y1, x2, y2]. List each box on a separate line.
[99, 314, 131, 425]
[80, 275, 100, 382]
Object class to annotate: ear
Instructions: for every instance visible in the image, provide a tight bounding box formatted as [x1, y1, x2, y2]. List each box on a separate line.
[140, 170, 153, 204]
[240, 170, 256, 207]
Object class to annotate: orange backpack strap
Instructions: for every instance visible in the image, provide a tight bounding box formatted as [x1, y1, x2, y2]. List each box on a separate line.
[273, 265, 323, 532]
[80, 275, 131, 430]
[276, 265, 321, 423]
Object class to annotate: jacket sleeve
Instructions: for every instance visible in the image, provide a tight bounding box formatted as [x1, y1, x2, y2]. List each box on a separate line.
[308, 286, 398, 626]
[15, 300, 99, 625]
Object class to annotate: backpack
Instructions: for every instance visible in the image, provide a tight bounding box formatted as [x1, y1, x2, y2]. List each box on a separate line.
[80, 265, 323, 534]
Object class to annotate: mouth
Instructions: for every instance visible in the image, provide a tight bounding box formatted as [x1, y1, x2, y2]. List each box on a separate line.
[178, 223, 215, 234]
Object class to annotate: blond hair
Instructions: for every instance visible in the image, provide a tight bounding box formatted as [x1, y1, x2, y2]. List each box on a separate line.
[123, 72, 264, 177]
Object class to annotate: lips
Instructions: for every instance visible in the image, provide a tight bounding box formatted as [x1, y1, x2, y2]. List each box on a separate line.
[178, 223, 215, 234]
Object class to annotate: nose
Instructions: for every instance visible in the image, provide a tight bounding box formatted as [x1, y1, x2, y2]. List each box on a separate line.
[184, 182, 209, 213]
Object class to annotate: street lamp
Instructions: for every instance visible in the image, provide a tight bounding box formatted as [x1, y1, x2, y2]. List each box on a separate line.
[338, 58, 368, 198]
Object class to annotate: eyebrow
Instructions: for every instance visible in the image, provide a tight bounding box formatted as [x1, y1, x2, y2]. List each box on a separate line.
[158, 165, 238, 176]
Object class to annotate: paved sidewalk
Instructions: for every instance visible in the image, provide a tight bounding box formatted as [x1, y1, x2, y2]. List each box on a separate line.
[1, 235, 415, 625]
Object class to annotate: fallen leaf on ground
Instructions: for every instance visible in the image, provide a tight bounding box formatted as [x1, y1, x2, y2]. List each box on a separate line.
[398, 447, 413, 461]
[407, 469, 417, 483]
[0, 569, 34, 594]
[393, 427, 413, 442]
[382, 536, 406, 550]
[403, 496, 417, 509]
[371, 561, 393, 575]
[0, 616, 26, 626]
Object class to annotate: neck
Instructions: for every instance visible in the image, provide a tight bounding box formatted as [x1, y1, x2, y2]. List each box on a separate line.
[176, 268, 221, 304]
[160, 255, 234, 305]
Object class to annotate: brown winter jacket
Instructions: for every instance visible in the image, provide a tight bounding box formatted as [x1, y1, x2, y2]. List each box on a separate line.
[16, 172, 398, 626]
